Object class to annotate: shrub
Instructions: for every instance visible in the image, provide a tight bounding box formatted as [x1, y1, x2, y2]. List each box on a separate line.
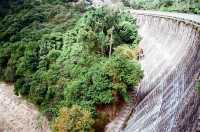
[4, 66, 16, 82]
[197, 81, 200, 94]
[53, 105, 95, 132]
[93, 112, 110, 132]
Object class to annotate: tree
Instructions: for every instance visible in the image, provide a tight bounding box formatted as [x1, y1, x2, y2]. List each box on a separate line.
[53, 105, 95, 132]
[129, 0, 200, 14]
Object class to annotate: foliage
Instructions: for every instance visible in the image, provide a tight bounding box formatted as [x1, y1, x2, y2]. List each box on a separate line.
[125, 0, 200, 14]
[0, 0, 82, 117]
[64, 54, 143, 109]
[93, 112, 110, 132]
[0, 1, 143, 131]
[115, 45, 141, 60]
[58, 7, 143, 112]
[53, 105, 95, 132]
[197, 80, 200, 94]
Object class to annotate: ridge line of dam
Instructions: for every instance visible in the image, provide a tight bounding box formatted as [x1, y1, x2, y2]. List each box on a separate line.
[131, 10, 200, 29]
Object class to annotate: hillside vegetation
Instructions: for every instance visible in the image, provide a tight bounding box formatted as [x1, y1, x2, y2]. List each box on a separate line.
[122, 0, 200, 14]
[0, 0, 143, 131]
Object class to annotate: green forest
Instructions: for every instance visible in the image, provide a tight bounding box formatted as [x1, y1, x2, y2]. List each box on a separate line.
[122, 0, 200, 14]
[0, 0, 143, 131]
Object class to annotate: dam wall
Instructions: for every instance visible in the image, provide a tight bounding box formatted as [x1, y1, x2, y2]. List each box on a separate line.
[124, 11, 200, 132]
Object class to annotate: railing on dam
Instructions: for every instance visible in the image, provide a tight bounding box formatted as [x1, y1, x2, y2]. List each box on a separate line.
[131, 10, 200, 28]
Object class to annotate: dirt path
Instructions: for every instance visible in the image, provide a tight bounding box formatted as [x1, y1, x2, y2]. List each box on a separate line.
[0, 83, 51, 132]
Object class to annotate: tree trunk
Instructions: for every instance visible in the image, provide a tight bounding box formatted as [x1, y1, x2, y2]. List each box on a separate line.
[109, 27, 114, 58]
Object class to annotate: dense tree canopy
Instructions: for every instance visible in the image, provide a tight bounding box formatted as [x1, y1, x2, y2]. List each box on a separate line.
[0, 0, 143, 131]
[122, 0, 200, 14]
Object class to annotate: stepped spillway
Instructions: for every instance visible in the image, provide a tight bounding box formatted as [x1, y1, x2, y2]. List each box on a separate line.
[124, 11, 200, 132]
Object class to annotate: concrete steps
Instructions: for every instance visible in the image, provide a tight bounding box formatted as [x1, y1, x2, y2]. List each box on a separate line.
[105, 89, 137, 132]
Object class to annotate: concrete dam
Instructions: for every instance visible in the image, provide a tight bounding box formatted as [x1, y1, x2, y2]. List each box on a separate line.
[123, 11, 200, 132]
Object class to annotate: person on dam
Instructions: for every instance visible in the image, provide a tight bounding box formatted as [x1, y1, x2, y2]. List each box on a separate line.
[136, 48, 144, 60]
[141, 48, 144, 57]
[139, 48, 144, 59]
